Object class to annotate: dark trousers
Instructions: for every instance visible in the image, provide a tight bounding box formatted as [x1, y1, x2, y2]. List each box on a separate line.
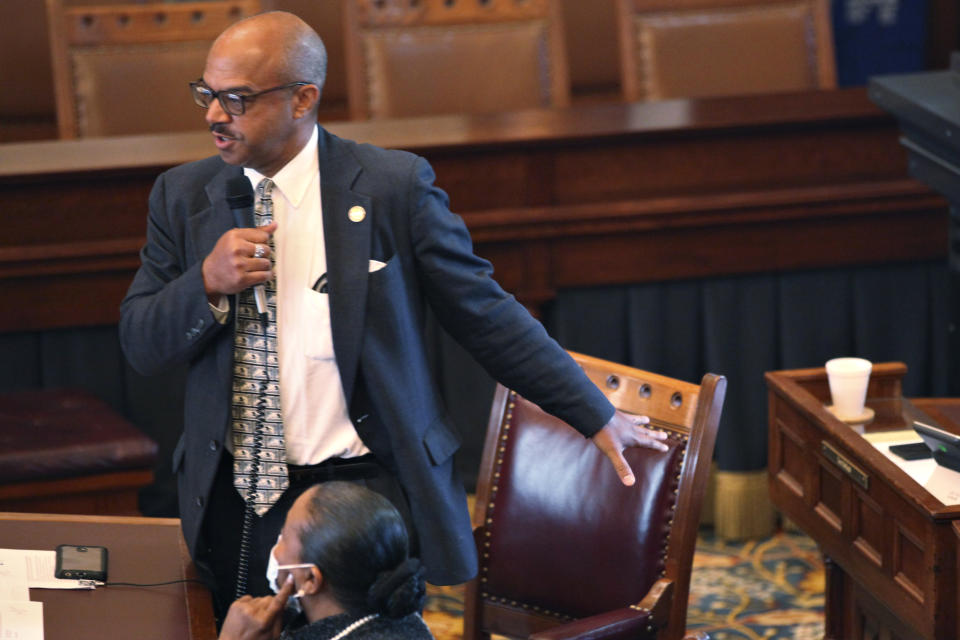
[198, 451, 416, 622]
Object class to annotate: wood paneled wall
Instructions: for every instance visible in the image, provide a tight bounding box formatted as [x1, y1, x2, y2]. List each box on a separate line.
[0, 88, 947, 333]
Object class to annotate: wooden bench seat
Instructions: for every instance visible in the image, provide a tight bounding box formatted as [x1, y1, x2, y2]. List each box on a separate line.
[0, 388, 158, 515]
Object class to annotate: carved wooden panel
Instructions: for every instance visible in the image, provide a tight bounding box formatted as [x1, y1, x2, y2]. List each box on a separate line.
[815, 458, 844, 533]
[0, 90, 949, 332]
[774, 419, 806, 499]
[352, 0, 551, 26]
[852, 489, 884, 569]
[893, 523, 926, 604]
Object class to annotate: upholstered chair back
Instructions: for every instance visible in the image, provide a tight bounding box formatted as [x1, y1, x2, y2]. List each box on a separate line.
[616, 0, 836, 101]
[343, 0, 570, 120]
[465, 351, 725, 640]
[46, 0, 259, 138]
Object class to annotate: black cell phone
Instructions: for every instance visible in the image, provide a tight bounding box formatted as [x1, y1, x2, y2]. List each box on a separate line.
[55, 544, 108, 581]
[889, 442, 933, 461]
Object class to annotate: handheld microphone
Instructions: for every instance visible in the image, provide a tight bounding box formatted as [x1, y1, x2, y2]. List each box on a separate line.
[225, 176, 268, 318]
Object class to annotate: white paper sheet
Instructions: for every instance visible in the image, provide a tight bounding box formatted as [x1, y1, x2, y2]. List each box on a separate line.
[0, 550, 94, 590]
[0, 550, 30, 601]
[864, 431, 960, 505]
[0, 600, 44, 640]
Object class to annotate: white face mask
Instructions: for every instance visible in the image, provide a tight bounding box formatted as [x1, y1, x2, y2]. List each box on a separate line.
[266, 534, 315, 607]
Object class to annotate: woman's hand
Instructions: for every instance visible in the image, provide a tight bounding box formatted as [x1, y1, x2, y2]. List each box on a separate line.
[219, 574, 295, 640]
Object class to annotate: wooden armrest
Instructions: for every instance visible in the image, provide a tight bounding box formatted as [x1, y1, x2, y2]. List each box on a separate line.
[636, 578, 674, 627]
[528, 579, 677, 640]
[528, 606, 652, 640]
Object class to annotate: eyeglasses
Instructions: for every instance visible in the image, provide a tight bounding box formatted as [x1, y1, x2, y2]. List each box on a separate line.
[190, 80, 310, 116]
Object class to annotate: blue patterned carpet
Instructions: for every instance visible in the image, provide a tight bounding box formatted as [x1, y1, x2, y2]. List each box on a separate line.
[685, 530, 825, 640]
[422, 529, 825, 640]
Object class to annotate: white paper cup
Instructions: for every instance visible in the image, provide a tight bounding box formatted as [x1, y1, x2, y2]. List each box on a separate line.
[825, 357, 872, 420]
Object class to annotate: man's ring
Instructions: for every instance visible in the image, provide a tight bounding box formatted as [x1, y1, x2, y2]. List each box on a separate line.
[253, 244, 265, 258]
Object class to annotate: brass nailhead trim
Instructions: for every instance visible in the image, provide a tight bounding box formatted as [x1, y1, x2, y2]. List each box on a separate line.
[654, 430, 685, 579]
[481, 595, 572, 622]
[478, 391, 516, 601]
[479, 391, 691, 610]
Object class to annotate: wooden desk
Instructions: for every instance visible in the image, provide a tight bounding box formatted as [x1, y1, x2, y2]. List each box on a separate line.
[767, 364, 960, 640]
[0, 512, 216, 640]
[0, 88, 947, 332]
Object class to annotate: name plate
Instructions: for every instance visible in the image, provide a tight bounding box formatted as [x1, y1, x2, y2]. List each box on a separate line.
[822, 441, 870, 490]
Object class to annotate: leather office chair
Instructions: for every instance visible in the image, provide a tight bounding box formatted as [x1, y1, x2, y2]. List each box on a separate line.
[463, 352, 725, 640]
[616, 0, 836, 102]
[343, 0, 570, 120]
[45, 0, 260, 138]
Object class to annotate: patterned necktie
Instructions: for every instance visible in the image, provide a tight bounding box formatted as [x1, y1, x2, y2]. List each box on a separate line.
[231, 177, 288, 515]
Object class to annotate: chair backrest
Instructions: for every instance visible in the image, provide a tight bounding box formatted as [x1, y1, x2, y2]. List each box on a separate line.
[343, 0, 570, 120]
[616, 0, 836, 102]
[277, 0, 350, 120]
[46, 0, 260, 138]
[464, 352, 725, 640]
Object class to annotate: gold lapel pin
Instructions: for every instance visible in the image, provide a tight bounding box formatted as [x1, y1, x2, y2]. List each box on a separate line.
[348, 205, 366, 223]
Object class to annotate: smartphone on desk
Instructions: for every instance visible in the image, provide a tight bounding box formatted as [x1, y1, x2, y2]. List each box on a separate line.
[55, 544, 108, 581]
[889, 441, 933, 461]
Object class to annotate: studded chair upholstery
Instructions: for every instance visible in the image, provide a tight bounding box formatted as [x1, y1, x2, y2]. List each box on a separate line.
[615, 0, 836, 102]
[45, 0, 259, 138]
[343, 0, 570, 120]
[463, 352, 725, 640]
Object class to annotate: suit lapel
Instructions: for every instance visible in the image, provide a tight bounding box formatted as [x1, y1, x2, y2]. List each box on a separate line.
[194, 163, 243, 390]
[195, 163, 244, 263]
[319, 130, 370, 404]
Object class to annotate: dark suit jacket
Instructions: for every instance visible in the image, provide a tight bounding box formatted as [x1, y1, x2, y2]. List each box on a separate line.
[119, 127, 614, 585]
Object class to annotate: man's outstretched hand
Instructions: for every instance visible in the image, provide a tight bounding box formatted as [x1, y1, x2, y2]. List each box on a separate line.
[591, 410, 669, 486]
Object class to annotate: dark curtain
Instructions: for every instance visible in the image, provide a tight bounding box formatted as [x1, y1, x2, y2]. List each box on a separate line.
[547, 260, 949, 471]
[1, 259, 948, 515]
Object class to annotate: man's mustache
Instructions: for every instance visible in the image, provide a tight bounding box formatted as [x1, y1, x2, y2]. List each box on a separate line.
[210, 124, 236, 139]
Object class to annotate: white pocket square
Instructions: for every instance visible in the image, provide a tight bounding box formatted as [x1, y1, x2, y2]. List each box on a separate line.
[368, 260, 387, 272]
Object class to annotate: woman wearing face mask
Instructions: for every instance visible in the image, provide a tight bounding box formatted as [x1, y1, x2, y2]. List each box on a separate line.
[219, 482, 434, 640]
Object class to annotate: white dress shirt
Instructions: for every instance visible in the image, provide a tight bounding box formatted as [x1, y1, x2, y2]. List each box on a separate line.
[218, 125, 369, 465]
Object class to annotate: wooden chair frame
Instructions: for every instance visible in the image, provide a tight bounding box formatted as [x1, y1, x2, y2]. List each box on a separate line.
[45, 0, 260, 138]
[464, 351, 725, 640]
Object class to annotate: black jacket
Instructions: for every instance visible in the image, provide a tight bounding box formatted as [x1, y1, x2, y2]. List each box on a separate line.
[119, 127, 614, 585]
[282, 612, 433, 639]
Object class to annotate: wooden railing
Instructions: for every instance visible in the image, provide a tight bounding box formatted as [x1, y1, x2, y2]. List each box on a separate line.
[0, 88, 948, 332]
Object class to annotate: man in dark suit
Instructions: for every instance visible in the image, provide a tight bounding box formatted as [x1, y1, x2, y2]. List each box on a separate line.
[119, 11, 668, 617]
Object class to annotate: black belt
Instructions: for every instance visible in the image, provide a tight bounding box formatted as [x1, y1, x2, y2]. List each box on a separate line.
[287, 453, 381, 484]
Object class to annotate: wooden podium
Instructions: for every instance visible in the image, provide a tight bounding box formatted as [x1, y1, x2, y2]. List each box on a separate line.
[766, 363, 960, 640]
[0, 512, 216, 640]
